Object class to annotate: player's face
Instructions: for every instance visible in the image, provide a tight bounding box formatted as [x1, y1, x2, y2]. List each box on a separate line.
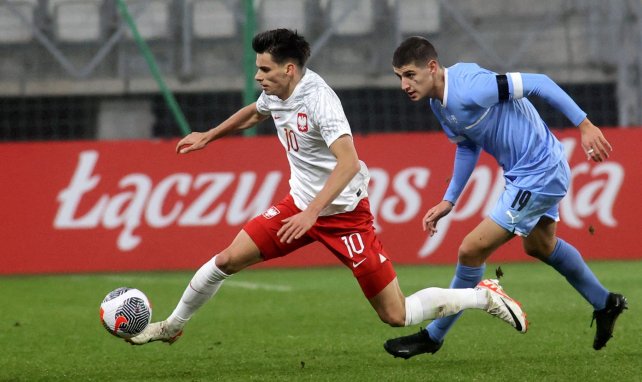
[255, 53, 293, 99]
[393, 60, 439, 101]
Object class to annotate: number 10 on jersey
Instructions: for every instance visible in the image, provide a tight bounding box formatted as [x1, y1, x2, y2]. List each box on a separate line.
[284, 128, 299, 152]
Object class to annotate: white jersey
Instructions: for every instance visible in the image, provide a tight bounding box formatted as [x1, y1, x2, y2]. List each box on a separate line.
[256, 69, 369, 216]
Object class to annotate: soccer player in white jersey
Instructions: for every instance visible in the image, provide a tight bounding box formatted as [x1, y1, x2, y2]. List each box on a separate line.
[384, 36, 628, 359]
[129, 29, 528, 349]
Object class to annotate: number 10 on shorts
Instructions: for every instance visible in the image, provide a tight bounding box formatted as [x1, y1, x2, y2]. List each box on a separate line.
[341, 233, 365, 258]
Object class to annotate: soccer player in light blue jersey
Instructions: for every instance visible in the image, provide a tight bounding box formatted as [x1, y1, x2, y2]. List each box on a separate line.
[384, 36, 628, 359]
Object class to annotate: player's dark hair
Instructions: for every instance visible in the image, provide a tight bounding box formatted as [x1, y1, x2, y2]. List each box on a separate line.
[252, 29, 311, 67]
[392, 36, 439, 68]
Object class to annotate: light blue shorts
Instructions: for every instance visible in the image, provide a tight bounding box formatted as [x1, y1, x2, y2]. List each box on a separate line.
[489, 160, 570, 237]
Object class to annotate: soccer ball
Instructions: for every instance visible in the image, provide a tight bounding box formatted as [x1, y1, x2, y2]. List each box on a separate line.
[100, 287, 152, 339]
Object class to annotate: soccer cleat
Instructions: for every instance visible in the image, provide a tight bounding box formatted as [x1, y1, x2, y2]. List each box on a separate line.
[592, 293, 628, 350]
[383, 328, 443, 359]
[127, 321, 183, 345]
[476, 279, 528, 333]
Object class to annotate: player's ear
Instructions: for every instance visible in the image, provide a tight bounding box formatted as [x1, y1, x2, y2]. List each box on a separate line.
[427, 59, 438, 73]
[285, 62, 296, 76]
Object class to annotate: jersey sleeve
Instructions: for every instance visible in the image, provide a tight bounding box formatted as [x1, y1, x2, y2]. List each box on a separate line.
[311, 87, 352, 146]
[255, 92, 272, 115]
[464, 69, 587, 127]
[506, 72, 587, 126]
[461, 70, 502, 108]
[443, 141, 481, 204]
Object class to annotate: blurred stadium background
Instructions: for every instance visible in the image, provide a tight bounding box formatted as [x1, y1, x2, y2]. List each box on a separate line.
[1, 0, 641, 142]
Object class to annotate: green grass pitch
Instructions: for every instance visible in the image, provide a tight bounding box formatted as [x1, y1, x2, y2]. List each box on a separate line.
[1, 261, 639, 381]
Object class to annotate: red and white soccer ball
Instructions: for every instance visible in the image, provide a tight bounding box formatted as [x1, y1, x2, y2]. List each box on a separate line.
[100, 287, 152, 339]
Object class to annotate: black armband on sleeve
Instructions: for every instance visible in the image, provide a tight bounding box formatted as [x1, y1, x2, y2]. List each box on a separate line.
[496, 74, 509, 101]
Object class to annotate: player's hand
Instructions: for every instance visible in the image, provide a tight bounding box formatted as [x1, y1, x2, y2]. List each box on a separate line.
[176, 132, 209, 154]
[422, 200, 453, 236]
[277, 210, 318, 244]
[578, 119, 612, 162]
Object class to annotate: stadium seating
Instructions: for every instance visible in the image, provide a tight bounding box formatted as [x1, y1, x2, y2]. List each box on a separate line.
[124, 0, 171, 40]
[327, 0, 374, 36]
[258, 0, 307, 34]
[0, 0, 631, 141]
[191, 0, 238, 39]
[49, 0, 103, 42]
[0, 0, 37, 43]
[393, 0, 440, 36]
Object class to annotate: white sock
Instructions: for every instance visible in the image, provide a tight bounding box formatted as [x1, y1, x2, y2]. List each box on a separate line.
[405, 288, 488, 326]
[167, 256, 229, 329]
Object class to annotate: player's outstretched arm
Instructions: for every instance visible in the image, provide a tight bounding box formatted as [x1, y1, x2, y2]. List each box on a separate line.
[176, 103, 268, 154]
[577, 118, 612, 162]
[514, 73, 587, 127]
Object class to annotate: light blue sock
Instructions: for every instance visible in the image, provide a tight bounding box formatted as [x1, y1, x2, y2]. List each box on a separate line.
[545, 238, 609, 310]
[426, 263, 485, 343]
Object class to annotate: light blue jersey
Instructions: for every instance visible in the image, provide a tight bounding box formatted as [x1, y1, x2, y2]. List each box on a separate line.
[424, 63, 611, 343]
[431, 63, 587, 235]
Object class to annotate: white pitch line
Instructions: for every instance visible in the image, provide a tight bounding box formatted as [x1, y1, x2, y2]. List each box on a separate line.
[225, 281, 292, 292]
[81, 275, 292, 292]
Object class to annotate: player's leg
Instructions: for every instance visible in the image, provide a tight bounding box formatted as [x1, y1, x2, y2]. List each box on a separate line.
[370, 275, 528, 325]
[365, 269, 489, 327]
[380, 279, 528, 359]
[522, 159, 626, 349]
[317, 199, 525, 359]
[523, 217, 609, 308]
[373, 276, 478, 358]
[524, 217, 627, 349]
[128, 230, 263, 345]
[315, 198, 511, 324]
[382, 219, 516, 359]
[130, 195, 310, 345]
[165, 229, 263, 329]
[423, 217, 514, 345]
[161, 195, 311, 331]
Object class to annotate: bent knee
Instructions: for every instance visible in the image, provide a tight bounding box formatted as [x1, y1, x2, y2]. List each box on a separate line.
[523, 247, 548, 260]
[213, 251, 239, 275]
[523, 240, 556, 261]
[377, 310, 406, 327]
[457, 242, 484, 266]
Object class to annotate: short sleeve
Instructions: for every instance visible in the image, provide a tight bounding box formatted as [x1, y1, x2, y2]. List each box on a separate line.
[311, 87, 352, 146]
[255, 92, 272, 115]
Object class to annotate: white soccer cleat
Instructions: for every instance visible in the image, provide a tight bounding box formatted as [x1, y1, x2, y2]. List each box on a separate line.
[127, 321, 183, 345]
[476, 279, 528, 333]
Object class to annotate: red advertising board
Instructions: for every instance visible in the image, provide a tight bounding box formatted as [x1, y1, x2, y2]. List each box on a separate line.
[0, 128, 638, 275]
